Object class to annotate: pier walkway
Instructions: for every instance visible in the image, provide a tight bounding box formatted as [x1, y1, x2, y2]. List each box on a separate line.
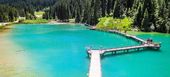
[108, 30, 146, 43]
[88, 50, 102, 77]
[87, 43, 160, 56]
[87, 29, 161, 77]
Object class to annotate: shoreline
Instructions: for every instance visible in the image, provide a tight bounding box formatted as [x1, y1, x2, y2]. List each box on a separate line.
[89, 26, 170, 36]
[1, 22, 169, 36]
[127, 31, 170, 36]
[0, 25, 40, 77]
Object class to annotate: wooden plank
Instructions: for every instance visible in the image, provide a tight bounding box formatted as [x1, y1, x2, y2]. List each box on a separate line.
[104, 45, 149, 52]
[87, 44, 160, 55]
[89, 51, 102, 77]
[108, 30, 146, 43]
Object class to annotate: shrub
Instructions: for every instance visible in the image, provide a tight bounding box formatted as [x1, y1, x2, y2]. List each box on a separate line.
[96, 17, 133, 31]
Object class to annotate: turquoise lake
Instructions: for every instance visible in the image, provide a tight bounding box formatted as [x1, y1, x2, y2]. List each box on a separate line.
[9, 24, 170, 77]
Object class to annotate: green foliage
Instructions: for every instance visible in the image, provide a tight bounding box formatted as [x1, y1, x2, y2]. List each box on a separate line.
[141, 9, 150, 31]
[0, 0, 56, 20]
[0, 0, 56, 11]
[0, 26, 3, 29]
[21, 19, 48, 24]
[0, 5, 18, 22]
[35, 11, 45, 16]
[44, 0, 169, 33]
[35, 11, 45, 18]
[96, 17, 133, 31]
[44, 0, 102, 24]
[54, 0, 70, 21]
[133, 0, 170, 33]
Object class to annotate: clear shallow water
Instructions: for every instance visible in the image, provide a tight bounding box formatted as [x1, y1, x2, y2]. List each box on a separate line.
[9, 24, 170, 77]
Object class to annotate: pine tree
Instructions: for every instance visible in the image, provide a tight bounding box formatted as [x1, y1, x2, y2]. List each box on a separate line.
[134, 4, 144, 29]
[142, 9, 150, 31]
[101, 0, 107, 16]
[113, 0, 127, 18]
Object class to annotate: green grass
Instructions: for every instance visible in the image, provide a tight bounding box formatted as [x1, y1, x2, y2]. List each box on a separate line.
[22, 19, 49, 24]
[69, 19, 75, 23]
[35, 11, 45, 16]
[35, 11, 45, 18]
[0, 26, 3, 29]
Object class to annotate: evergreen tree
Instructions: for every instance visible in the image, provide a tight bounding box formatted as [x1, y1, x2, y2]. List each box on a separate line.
[142, 9, 150, 31]
[0, 4, 18, 22]
[134, 5, 144, 28]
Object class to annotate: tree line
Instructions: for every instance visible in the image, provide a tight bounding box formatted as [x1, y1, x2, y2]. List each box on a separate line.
[44, 0, 170, 33]
[0, 5, 18, 22]
[0, 0, 56, 21]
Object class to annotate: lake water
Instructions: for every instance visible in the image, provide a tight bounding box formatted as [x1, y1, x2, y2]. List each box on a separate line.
[8, 24, 170, 77]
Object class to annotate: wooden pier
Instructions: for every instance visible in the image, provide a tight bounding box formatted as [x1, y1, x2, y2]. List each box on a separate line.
[87, 43, 160, 56]
[87, 44, 160, 77]
[88, 50, 102, 77]
[108, 30, 146, 43]
[86, 29, 161, 77]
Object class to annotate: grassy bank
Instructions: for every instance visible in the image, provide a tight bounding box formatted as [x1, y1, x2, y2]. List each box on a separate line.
[0, 25, 12, 32]
[0, 26, 3, 29]
[35, 11, 44, 16]
[0, 23, 13, 31]
[21, 19, 49, 24]
[35, 11, 45, 18]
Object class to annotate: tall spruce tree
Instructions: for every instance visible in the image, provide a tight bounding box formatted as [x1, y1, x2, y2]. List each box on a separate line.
[142, 9, 150, 31]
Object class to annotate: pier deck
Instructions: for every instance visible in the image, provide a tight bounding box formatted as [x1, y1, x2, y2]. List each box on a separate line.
[88, 50, 102, 77]
[88, 43, 160, 56]
[108, 30, 146, 43]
